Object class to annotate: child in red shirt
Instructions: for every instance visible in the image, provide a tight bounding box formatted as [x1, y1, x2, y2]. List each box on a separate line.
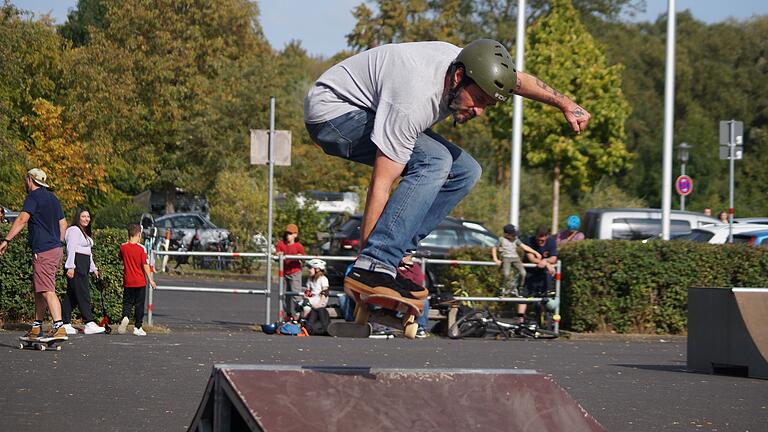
[276, 223, 305, 318]
[118, 223, 156, 336]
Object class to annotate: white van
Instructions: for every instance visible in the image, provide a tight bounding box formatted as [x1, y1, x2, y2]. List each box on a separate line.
[582, 208, 719, 240]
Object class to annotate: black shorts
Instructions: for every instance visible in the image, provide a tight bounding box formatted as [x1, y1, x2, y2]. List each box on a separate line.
[523, 275, 549, 297]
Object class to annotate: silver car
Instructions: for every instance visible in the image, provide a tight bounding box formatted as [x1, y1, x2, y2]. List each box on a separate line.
[147, 212, 231, 250]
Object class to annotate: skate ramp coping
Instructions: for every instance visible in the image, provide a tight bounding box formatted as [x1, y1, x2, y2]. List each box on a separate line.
[189, 364, 605, 432]
[688, 287, 768, 379]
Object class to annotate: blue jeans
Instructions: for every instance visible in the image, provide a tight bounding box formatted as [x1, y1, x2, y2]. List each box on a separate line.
[306, 110, 482, 276]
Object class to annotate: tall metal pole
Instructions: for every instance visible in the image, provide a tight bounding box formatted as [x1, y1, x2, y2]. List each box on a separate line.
[265, 96, 275, 323]
[728, 119, 735, 243]
[509, 0, 526, 226]
[680, 161, 686, 211]
[661, 0, 676, 240]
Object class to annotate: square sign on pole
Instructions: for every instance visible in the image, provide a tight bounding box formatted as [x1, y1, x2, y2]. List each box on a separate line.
[719, 121, 743, 145]
[719, 120, 744, 160]
[250, 129, 292, 166]
[719, 146, 743, 160]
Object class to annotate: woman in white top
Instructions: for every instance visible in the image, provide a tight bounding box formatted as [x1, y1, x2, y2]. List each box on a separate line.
[62, 208, 105, 335]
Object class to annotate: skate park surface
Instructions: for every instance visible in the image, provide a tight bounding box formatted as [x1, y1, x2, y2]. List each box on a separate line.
[1, 276, 766, 431]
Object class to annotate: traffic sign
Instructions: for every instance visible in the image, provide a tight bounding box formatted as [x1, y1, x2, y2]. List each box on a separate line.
[719, 121, 743, 145]
[675, 175, 693, 196]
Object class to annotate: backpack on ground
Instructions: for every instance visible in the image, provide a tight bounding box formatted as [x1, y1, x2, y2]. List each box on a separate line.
[304, 308, 331, 336]
[277, 322, 309, 336]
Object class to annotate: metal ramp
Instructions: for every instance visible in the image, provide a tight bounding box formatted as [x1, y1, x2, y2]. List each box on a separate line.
[189, 364, 604, 432]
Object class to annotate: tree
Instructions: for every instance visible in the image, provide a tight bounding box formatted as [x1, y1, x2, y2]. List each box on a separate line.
[61, 0, 278, 212]
[57, 0, 107, 47]
[20, 99, 108, 210]
[0, 3, 65, 207]
[492, 0, 632, 233]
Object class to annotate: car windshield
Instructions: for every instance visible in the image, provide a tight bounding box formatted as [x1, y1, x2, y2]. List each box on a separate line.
[167, 215, 215, 229]
[420, 229, 459, 248]
[677, 229, 715, 242]
[465, 230, 498, 247]
[611, 218, 691, 240]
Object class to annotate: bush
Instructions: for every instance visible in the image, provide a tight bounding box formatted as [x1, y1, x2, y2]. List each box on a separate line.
[559, 240, 768, 334]
[443, 240, 768, 334]
[0, 225, 129, 324]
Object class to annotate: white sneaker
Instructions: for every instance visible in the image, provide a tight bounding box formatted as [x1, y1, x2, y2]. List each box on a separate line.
[62, 324, 78, 335]
[118, 317, 129, 334]
[133, 327, 147, 336]
[83, 321, 106, 335]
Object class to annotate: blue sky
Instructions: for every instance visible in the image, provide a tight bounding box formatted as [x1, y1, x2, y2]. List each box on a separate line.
[15, 0, 768, 58]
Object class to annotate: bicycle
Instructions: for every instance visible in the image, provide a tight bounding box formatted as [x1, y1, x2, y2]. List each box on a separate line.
[447, 306, 558, 340]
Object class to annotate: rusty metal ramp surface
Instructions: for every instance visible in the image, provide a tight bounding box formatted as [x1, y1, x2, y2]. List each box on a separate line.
[732, 288, 768, 362]
[189, 364, 604, 432]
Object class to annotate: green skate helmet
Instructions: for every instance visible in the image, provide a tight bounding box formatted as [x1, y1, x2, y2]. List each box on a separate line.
[454, 39, 517, 103]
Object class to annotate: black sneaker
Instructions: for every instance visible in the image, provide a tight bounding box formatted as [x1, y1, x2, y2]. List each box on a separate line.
[395, 273, 429, 299]
[346, 268, 399, 293]
[346, 268, 425, 300]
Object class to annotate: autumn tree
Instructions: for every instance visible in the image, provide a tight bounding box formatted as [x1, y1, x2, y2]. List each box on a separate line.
[20, 99, 108, 210]
[61, 0, 279, 212]
[0, 3, 65, 207]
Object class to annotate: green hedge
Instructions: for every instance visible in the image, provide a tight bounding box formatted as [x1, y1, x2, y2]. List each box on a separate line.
[0, 226, 128, 324]
[443, 240, 768, 334]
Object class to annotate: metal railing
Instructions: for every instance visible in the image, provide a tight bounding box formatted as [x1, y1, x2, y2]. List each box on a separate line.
[147, 249, 562, 333]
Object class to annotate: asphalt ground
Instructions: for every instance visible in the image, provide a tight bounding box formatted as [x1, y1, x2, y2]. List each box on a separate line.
[1, 274, 766, 432]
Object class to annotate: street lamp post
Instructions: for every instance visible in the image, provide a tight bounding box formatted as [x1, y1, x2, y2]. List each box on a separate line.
[678, 142, 690, 211]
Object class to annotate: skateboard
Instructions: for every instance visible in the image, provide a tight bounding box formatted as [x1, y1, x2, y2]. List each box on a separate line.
[18, 336, 64, 351]
[344, 282, 423, 339]
[328, 321, 372, 338]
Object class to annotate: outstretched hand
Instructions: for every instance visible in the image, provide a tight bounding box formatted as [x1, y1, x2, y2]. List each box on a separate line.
[563, 104, 591, 134]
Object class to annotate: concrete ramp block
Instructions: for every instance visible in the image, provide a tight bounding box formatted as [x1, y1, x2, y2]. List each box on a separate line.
[688, 287, 768, 379]
[189, 365, 604, 432]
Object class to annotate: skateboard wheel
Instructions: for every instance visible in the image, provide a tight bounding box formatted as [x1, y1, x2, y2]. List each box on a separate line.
[18, 343, 24, 350]
[403, 320, 418, 340]
[56, 345, 62, 351]
[39, 344, 46, 351]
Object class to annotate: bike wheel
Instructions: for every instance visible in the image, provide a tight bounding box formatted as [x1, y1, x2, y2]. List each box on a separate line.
[518, 325, 558, 339]
[448, 310, 488, 339]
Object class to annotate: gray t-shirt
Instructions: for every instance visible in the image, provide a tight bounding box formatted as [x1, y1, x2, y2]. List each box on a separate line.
[498, 236, 523, 261]
[304, 41, 461, 165]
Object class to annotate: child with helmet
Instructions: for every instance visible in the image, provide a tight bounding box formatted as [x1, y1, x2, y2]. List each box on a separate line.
[491, 224, 541, 297]
[295, 258, 330, 319]
[557, 215, 585, 246]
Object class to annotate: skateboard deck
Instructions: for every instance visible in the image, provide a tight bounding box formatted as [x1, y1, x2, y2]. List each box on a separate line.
[344, 280, 423, 339]
[18, 336, 64, 351]
[328, 321, 372, 338]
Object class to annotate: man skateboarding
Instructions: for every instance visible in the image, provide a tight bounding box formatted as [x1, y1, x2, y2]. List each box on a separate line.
[304, 39, 590, 302]
[0, 168, 69, 342]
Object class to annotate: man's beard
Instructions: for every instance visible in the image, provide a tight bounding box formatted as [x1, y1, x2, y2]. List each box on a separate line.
[448, 99, 474, 125]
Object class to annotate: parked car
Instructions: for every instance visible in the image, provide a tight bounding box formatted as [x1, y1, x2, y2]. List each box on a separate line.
[143, 212, 232, 251]
[323, 215, 498, 289]
[1, 206, 18, 224]
[675, 223, 768, 244]
[732, 229, 768, 247]
[581, 208, 719, 240]
[735, 217, 768, 225]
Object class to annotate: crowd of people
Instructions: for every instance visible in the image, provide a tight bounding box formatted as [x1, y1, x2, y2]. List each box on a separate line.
[0, 168, 156, 342]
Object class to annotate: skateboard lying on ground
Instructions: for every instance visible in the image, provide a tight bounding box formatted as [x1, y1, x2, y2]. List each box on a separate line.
[343, 281, 423, 339]
[18, 336, 63, 351]
[328, 321, 373, 338]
